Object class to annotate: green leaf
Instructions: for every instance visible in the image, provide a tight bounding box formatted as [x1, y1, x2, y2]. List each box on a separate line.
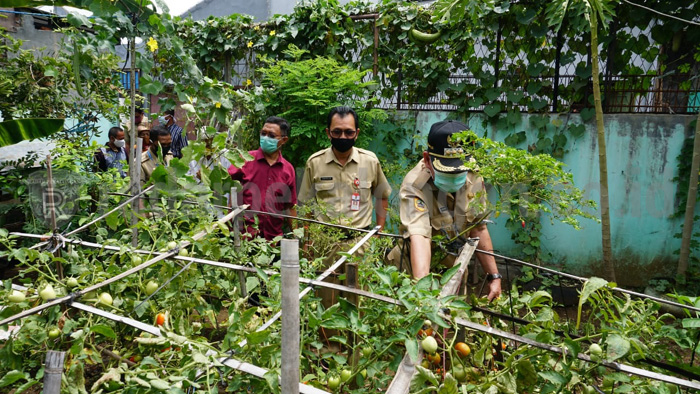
[437, 373, 458, 394]
[538, 371, 567, 385]
[577, 277, 608, 329]
[0, 371, 27, 387]
[507, 91, 524, 103]
[580, 108, 595, 122]
[245, 330, 269, 346]
[515, 359, 537, 386]
[405, 337, 419, 363]
[90, 324, 116, 339]
[0, 118, 64, 147]
[528, 291, 553, 308]
[483, 103, 502, 118]
[67, 12, 92, 28]
[605, 334, 630, 361]
[530, 98, 549, 111]
[568, 123, 586, 138]
[682, 318, 700, 328]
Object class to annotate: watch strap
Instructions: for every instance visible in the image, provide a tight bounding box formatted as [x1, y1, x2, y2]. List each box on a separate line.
[486, 273, 503, 281]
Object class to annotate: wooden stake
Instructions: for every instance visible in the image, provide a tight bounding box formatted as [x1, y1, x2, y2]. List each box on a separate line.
[230, 187, 247, 298]
[43, 350, 65, 394]
[280, 239, 300, 394]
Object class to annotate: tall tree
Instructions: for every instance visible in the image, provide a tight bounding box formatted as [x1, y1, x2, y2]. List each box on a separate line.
[678, 114, 700, 277]
[546, 0, 618, 282]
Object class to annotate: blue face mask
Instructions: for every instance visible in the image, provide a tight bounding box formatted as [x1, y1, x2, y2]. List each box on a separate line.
[433, 171, 468, 193]
[260, 135, 280, 153]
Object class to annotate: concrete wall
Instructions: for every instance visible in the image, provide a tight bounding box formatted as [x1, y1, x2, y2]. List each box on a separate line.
[394, 111, 697, 286]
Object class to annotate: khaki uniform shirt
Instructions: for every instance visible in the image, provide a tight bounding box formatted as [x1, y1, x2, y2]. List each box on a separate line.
[141, 150, 172, 185]
[298, 147, 391, 228]
[399, 161, 488, 240]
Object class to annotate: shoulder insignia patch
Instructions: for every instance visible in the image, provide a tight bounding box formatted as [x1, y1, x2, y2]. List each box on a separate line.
[414, 198, 427, 212]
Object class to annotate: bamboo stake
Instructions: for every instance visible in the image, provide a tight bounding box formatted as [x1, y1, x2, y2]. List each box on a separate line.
[230, 187, 247, 298]
[43, 350, 65, 394]
[386, 241, 476, 394]
[280, 239, 300, 394]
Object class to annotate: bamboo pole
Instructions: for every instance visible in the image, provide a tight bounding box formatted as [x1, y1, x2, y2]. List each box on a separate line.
[678, 111, 700, 276]
[386, 241, 476, 394]
[230, 187, 247, 298]
[280, 239, 300, 394]
[43, 351, 66, 394]
[129, 35, 139, 250]
[132, 138, 143, 247]
[590, 14, 616, 282]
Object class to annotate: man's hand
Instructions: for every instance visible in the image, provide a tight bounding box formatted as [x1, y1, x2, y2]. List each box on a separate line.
[486, 279, 502, 302]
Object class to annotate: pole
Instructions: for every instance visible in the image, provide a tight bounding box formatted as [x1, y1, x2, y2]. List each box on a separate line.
[280, 239, 300, 394]
[43, 350, 66, 394]
[45, 154, 63, 279]
[230, 187, 247, 298]
[129, 35, 138, 248]
[678, 112, 700, 276]
[131, 137, 142, 247]
[373, 16, 379, 76]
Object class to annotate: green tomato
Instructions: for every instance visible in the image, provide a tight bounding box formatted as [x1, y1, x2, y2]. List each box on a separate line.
[421, 336, 438, 354]
[178, 248, 188, 257]
[7, 290, 26, 303]
[423, 319, 432, 328]
[145, 281, 159, 295]
[327, 376, 340, 390]
[40, 284, 56, 301]
[48, 328, 61, 339]
[583, 385, 596, 394]
[99, 292, 113, 306]
[360, 369, 367, 379]
[589, 343, 603, 359]
[452, 366, 467, 382]
[66, 277, 79, 288]
[340, 369, 352, 382]
[167, 241, 178, 250]
[362, 346, 372, 358]
[131, 255, 142, 266]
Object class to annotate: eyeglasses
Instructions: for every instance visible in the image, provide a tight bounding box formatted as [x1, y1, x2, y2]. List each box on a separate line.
[260, 131, 283, 139]
[329, 128, 357, 138]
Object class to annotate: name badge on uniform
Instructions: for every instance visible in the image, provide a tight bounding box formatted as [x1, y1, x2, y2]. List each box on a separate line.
[351, 192, 360, 211]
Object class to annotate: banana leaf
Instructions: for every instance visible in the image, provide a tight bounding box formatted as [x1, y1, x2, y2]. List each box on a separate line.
[0, 118, 64, 147]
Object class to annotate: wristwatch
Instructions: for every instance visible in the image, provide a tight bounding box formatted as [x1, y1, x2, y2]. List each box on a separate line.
[486, 273, 503, 281]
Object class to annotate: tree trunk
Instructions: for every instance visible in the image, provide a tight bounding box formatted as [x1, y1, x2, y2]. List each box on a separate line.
[678, 112, 700, 276]
[590, 15, 616, 282]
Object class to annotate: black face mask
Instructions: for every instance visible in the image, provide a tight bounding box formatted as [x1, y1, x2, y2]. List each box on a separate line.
[331, 137, 355, 153]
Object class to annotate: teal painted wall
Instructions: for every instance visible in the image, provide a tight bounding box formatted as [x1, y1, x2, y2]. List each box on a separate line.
[375, 111, 697, 286]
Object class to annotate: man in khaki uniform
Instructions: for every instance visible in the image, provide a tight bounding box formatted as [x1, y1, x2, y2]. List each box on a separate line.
[391, 120, 502, 301]
[298, 106, 391, 232]
[298, 106, 391, 313]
